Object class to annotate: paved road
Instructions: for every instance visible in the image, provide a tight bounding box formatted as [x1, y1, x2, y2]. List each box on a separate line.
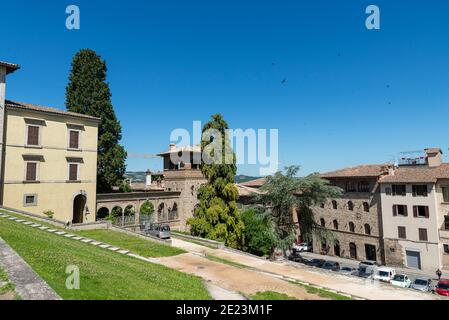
[169, 237, 443, 300]
[300, 251, 446, 289]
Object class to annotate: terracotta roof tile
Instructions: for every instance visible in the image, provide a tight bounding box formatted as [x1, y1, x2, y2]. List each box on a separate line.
[240, 177, 267, 187]
[379, 163, 449, 183]
[320, 164, 391, 178]
[5, 100, 100, 122]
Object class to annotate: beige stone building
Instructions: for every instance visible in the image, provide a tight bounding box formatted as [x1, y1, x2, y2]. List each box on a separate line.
[380, 148, 449, 272]
[0, 61, 99, 223]
[312, 164, 391, 264]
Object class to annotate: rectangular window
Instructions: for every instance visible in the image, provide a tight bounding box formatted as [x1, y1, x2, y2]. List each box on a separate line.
[444, 244, 449, 254]
[23, 194, 37, 207]
[445, 216, 449, 230]
[345, 181, 356, 192]
[418, 228, 428, 242]
[413, 205, 429, 218]
[68, 163, 79, 181]
[25, 162, 37, 181]
[69, 130, 80, 149]
[412, 185, 428, 197]
[443, 187, 449, 203]
[392, 184, 406, 196]
[358, 181, 370, 193]
[393, 205, 408, 217]
[398, 226, 406, 239]
[26, 125, 40, 146]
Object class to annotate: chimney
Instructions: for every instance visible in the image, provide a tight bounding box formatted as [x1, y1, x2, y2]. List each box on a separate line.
[145, 170, 152, 187]
[0, 61, 19, 205]
[425, 148, 443, 168]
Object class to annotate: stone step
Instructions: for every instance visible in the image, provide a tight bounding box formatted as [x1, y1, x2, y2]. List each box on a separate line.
[118, 250, 130, 255]
[72, 236, 83, 240]
[47, 229, 57, 233]
[23, 221, 33, 225]
[64, 234, 75, 238]
[91, 241, 102, 246]
[108, 247, 120, 252]
[81, 239, 93, 243]
[55, 231, 66, 236]
[16, 219, 25, 223]
[39, 226, 49, 230]
[8, 217, 17, 220]
[99, 244, 111, 249]
[31, 224, 41, 228]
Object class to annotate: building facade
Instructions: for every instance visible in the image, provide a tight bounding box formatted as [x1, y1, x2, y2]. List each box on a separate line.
[380, 149, 449, 272]
[0, 61, 99, 224]
[311, 165, 390, 264]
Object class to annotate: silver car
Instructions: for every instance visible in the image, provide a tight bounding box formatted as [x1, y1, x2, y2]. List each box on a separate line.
[411, 277, 433, 292]
[147, 224, 171, 239]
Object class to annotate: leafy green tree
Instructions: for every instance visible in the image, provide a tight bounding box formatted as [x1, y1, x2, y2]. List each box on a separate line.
[118, 180, 132, 193]
[257, 166, 342, 257]
[187, 114, 244, 248]
[240, 208, 276, 257]
[140, 201, 155, 216]
[65, 49, 127, 193]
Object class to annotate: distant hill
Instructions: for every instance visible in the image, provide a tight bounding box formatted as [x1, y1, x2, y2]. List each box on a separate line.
[126, 171, 259, 184]
[235, 175, 260, 184]
[125, 171, 146, 183]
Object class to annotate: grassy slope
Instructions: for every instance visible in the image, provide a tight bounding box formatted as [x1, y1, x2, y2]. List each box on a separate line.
[77, 229, 186, 257]
[250, 291, 297, 300]
[0, 217, 210, 300]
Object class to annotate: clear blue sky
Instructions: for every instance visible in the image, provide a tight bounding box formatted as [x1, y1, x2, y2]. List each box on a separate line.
[1, 0, 449, 176]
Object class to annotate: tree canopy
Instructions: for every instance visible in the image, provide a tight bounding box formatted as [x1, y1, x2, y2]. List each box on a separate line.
[187, 114, 244, 248]
[66, 49, 127, 193]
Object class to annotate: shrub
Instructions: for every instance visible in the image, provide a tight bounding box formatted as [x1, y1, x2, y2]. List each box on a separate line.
[140, 201, 154, 216]
[240, 208, 276, 257]
[43, 210, 54, 219]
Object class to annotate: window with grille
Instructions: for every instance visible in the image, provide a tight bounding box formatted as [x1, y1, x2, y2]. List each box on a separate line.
[392, 185, 406, 196]
[412, 185, 428, 197]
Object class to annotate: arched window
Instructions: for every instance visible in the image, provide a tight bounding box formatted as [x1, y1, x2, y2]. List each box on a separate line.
[363, 202, 370, 212]
[320, 202, 325, 208]
[333, 220, 339, 230]
[320, 218, 326, 227]
[332, 200, 338, 210]
[348, 201, 354, 211]
[158, 203, 165, 220]
[364, 224, 371, 235]
[96, 207, 109, 220]
[349, 242, 357, 259]
[169, 203, 178, 220]
[349, 222, 355, 233]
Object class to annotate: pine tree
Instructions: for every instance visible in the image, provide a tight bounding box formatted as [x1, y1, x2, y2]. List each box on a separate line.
[66, 49, 127, 193]
[187, 114, 244, 248]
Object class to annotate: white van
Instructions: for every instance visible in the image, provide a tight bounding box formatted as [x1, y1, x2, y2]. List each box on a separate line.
[373, 267, 396, 282]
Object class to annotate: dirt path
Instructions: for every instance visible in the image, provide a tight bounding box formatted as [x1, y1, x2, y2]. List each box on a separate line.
[169, 238, 441, 300]
[151, 252, 325, 300]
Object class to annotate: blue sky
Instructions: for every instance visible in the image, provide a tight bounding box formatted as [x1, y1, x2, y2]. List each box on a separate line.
[1, 0, 449, 176]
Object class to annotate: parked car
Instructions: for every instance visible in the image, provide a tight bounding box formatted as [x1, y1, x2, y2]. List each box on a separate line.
[293, 242, 313, 252]
[306, 259, 326, 268]
[321, 261, 340, 271]
[146, 224, 171, 239]
[411, 277, 433, 292]
[391, 274, 412, 288]
[373, 267, 396, 282]
[339, 266, 356, 276]
[357, 266, 375, 279]
[287, 250, 308, 264]
[359, 260, 380, 267]
[435, 279, 449, 297]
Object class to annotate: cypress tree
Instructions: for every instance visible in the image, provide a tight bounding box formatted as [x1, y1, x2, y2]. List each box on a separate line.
[187, 114, 244, 248]
[66, 49, 127, 193]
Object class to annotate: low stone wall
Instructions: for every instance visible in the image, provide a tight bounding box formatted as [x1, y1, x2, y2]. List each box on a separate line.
[0, 206, 66, 227]
[71, 221, 111, 231]
[171, 232, 225, 249]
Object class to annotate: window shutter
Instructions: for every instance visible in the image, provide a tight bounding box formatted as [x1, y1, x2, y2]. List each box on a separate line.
[425, 206, 429, 218]
[413, 206, 418, 217]
[404, 206, 408, 217]
[424, 186, 428, 197]
[69, 164, 78, 181]
[69, 131, 79, 149]
[27, 126, 39, 146]
[386, 187, 392, 195]
[412, 186, 416, 197]
[26, 163, 37, 181]
[393, 205, 397, 216]
[392, 186, 396, 196]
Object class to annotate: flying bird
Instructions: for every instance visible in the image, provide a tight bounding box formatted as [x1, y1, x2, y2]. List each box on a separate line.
[281, 79, 287, 84]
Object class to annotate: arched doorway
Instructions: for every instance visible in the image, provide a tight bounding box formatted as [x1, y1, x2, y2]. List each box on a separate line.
[349, 242, 357, 259]
[73, 194, 87, 224]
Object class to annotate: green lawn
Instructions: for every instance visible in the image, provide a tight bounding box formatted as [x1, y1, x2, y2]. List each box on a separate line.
[0, 217, 211, 300]
[205, 254, 249, 269]
[289, 280, 351, 300]
[77, 229, 186, 258]
[250, 291, 297, 300]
